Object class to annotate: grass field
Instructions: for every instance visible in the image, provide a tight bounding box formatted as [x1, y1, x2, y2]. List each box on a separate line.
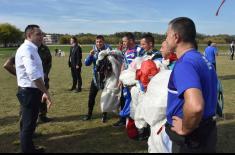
[0, 45, 235, 153]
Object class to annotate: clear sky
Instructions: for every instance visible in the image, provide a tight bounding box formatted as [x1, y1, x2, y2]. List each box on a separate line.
[0, 0, 234, 35]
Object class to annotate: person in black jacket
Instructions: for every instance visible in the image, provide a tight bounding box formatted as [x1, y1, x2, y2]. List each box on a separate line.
[230, 41, 235, 60]
[68, 37, 83, 92]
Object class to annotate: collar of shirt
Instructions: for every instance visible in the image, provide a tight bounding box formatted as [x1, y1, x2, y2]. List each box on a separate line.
[94, 44, 108, 53]
[178, 48, 196, 61]
[24, 40, 38, 50]
[145, 50, 155, 55]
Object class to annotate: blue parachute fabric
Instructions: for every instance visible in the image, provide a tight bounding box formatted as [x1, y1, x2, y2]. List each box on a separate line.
[119, 87, 131, 117]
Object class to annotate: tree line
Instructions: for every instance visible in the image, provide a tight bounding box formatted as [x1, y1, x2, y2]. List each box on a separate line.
[0, 23, 235, 48]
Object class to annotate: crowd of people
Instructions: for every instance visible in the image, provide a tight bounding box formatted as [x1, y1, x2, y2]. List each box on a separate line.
[2, 17, 231, 153]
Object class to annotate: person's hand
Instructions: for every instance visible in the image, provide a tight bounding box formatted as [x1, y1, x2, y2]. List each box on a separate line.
[41, 93, 52, 110]
[118, 81, 123, 88]
[76, 65, 80, 69]
[44, 74, 48, 80]
[171, 116, 189, 136]
[90, 49, 95, 56]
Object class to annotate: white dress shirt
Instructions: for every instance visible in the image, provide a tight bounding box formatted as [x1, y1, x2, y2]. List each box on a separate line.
[231, 43, 234, 49]
[15, 40, 44, 88]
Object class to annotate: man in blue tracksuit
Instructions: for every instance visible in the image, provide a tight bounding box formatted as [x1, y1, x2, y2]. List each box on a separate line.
[113, 32, 144, 127]
[83, 35, 112, 122]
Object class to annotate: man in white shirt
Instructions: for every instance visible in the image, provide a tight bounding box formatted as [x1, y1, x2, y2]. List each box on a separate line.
[15, 25, 52, 153]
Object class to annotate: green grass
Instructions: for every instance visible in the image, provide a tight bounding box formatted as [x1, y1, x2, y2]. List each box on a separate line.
[0, 46, 235, 153]
[0, 48, 17, 58]
[48, 45, 94, 53]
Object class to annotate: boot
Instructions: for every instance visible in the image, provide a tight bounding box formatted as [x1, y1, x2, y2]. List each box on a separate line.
[102, 112, 107, 123]
[38, 116, 52, 123]
[113, 117, 126, 127]
[83, 109, 92, 121]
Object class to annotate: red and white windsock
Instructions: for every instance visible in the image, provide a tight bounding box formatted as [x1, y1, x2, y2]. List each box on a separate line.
[216, 0, 226, 16]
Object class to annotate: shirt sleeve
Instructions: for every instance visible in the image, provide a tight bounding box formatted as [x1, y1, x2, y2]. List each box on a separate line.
[84, 54, 94, 66]
[174, 61, 202, 97]
[22, 49, 42, 81]
[214, 48, 218, 55]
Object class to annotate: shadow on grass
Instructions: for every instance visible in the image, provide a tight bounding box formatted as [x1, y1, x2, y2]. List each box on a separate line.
[223, 113, 235, 120]
[0, 115, 19, 126]
[50, 113, 119, 123]
[2, 119, 235, 153]
[217, 120, 235, 153]
[61, 87, 91, 93]
[217, 113, 235, 122]
[51, 114, 104, 123]
[0, 125, 147, 153]
[0, 132, 19, 153]
[219, 75, 235, 81]
[38, 120, 235, 153]
[39, 125, 147, 153]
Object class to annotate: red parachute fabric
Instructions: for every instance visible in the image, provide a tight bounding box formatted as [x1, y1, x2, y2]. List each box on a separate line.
[168, 52, 177, 63]
[126, 118, 138, 139]
[136, 59, 160, 90]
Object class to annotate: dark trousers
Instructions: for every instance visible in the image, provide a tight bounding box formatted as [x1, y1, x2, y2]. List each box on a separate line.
[231, 52, 234, 60]
[17, 88, 42, 153]
[39, 77, 49, 118]
[212, 63, 217, 71]
[165, 118, 217, 153]
[87, 80, 99, 115]
[120, 87, 125, 110]
[71, 67, 82, 90]
[19, 78, 49, 119]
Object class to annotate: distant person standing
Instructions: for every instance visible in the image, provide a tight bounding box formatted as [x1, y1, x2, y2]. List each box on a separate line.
[68, 37, 83, 92]
[204, 40, 218, 70]
[230, 41, 234, 60]
[15, 25, 52, 153]
[37, 39, 52, 122]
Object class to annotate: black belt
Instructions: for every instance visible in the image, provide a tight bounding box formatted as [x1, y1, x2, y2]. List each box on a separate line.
[165, 117, 216, 145]
[18, 87, 41, 92]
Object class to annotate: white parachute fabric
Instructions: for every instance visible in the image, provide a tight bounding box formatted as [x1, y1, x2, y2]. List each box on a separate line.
[130, 84, 145, 119]
[135, 69, 171, 127]
[119, 57, 144, 86]
[119, 56, 149, 119]
[134, 69, 172, 153]
[154, 59, 169, 71]
[98, 50, 123, 112]
[119, 68, 138, 86]
[148, 120, 172, 153]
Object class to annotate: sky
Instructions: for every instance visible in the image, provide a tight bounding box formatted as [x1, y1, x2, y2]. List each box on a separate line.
[0, 0, 234, 35]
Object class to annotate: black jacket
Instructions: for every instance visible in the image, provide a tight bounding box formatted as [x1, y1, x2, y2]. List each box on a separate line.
[69, 44, 82, 67]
